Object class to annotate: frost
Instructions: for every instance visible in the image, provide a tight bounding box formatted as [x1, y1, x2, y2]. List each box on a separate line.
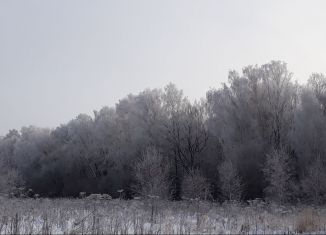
[1, 198, 326, 234]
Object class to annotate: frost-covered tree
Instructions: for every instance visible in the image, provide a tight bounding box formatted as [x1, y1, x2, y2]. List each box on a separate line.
[115, 88, 166, 153]
[2, 61, 326, 203]
[13, 126, 58, 195]
[0, 166, 22, 194]
[301, 156, 326, 204]
[162, 83, 186, 199]
[162, 83, 208, 199]
[308, 73, 326, 113]
[218, 159, 243, 201]
[258, 61, 298, 149]
[206, 70, 264, 199]
[133, 147, 170, 199]
[0, 130, 23, 193]
[291, 75, 326, 203]
[263, 148, 296, 203]
[206, 61, 297, 200]
[292, 86, 326, 172]
[114, 89, 167, 197]
[292, 74, 326, 203]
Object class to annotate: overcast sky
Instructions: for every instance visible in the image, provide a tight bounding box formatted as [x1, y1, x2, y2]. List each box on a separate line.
[1, 0, 326, 135]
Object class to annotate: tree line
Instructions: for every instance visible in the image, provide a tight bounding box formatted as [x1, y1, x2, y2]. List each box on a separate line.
[1, 61, 326, 204]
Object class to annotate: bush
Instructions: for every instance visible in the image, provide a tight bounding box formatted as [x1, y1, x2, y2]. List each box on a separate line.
[181, 169, 211, 200]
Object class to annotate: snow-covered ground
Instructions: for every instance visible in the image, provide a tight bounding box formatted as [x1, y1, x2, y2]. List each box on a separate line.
[0, 197, 325, 234]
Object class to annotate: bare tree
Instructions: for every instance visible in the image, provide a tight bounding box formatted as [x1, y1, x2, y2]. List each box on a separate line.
[162, 84, 208, 199]
[164, 100, 208, 173]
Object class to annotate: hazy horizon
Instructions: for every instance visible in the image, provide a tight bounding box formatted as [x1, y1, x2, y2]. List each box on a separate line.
[1, 0, 326, 135]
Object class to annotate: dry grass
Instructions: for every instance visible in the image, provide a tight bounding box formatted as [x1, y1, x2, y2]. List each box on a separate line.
[0, 197, 326, 234]
[295, 207, 321, 233]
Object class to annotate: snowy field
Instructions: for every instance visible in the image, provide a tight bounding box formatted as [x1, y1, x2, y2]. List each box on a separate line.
[0, 197, 326, 234]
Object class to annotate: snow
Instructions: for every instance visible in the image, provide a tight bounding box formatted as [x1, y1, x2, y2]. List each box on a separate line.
[0, 198, 326, 234]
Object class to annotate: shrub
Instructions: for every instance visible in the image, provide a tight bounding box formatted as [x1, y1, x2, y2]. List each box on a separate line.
[181, 169, 211, 200]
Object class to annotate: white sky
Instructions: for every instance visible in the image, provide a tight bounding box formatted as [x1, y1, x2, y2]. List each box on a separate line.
[1, 0, 326, 135]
